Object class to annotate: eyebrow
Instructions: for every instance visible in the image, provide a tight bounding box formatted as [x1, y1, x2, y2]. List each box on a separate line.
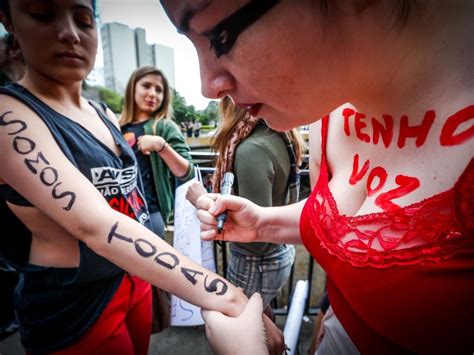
[177, 0, 212, 34]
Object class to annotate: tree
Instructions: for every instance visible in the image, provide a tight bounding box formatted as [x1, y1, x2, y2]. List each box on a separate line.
[99, 87, 123, 113]
[171, 89, 219, 126]
[172, 89, 195, 123]
[200, 100, 219, 125]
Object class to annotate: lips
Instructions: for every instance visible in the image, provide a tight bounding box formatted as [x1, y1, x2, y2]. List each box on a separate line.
[247, 103, 262, 117]
[57, 51, 84, 59]
[234, 103, 262, 117]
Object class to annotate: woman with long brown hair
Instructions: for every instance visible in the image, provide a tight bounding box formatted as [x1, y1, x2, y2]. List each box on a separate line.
[120, 66, 194, 237]
[187, 96, 306, 316]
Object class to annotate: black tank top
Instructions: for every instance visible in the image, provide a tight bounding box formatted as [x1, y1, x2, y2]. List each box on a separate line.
[0, 83, 151, 353]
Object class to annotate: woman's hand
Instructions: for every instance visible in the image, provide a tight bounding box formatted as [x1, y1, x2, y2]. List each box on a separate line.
[137, 135, 165, 155]
[196, 193, 263, 242]
[186, 181, 207, 207]
[201, 293, 271, 355]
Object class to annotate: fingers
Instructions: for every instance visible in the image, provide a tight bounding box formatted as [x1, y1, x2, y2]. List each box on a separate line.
[201, 308, 228, 324]
[196, 193, 219, 210]
[200, 228, 218, 241]
[244, 292, 263, 319]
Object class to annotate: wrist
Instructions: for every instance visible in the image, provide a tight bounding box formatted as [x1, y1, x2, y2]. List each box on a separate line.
[157, 140, 168, 153]
[254, 205, 268, 242]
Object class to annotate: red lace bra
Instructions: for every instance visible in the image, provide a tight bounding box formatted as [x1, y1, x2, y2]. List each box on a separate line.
[300, 115, 474, 353]
[304, 116, 473, 268]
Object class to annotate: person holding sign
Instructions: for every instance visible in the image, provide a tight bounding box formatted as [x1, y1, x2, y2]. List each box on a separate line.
[162, 0, 474, 353]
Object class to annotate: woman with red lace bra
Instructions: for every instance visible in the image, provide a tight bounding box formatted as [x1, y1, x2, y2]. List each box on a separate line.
[162, 0, 474, 353]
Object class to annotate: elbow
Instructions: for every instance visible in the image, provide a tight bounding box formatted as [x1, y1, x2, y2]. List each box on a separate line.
[71, 208, 118, 252]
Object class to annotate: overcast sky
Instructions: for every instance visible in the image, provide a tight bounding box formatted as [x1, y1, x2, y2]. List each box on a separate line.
[99, 0, 212, 110]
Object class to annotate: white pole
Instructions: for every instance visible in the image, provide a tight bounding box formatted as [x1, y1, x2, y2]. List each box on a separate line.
[283, 280, 310, 355]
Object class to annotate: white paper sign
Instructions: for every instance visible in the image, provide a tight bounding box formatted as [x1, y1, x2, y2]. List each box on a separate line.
[171, 177, 216, 326]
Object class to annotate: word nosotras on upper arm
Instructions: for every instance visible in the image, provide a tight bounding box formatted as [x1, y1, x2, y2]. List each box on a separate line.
[0, 111, 76, 210]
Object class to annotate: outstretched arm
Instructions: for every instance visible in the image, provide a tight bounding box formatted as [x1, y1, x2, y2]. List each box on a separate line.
[0, 98, 245, 319]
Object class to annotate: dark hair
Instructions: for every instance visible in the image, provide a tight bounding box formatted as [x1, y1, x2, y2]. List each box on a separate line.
[0, 0, 10, 19]
[0, 0, 98, 20]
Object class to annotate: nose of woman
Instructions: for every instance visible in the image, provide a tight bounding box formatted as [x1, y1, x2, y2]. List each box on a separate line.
[199, 54, 235, 99]
[57, 15, 81, 45]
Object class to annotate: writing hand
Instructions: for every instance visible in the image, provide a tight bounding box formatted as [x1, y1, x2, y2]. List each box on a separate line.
[195, 193, 261, 242]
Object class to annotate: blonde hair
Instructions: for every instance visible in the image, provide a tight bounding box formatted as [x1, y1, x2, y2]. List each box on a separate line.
[212, 96, 306, 165]
[119, 66, 172, 127]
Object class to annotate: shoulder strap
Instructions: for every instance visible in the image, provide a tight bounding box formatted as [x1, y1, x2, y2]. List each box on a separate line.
[89, 100, 108, 118]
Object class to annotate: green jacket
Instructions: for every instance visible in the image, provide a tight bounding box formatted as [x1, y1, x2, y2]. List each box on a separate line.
[144, 118, 195, 224]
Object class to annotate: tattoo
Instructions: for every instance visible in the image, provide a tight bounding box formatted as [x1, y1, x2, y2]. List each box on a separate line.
[342, 106, 473, 148]
[154, 252, 179, 270]
[440, 105, 474, 146]
[108, 222, 228, 296]
[135, 238, 157, 257]
[343, 105, 474, 210]
[51, 183, 75, 211]
[349, 153, 420, 211]
[375, 175, 420, 211]
[0, 111, 27, 135]
[204, 276, 228, 296]
[13, 136, 36, 154]
[1, 111, 77, 210]
[24, 152, 49, 173]
[181, 267, 204, 285]
[108, 221, 133, 243]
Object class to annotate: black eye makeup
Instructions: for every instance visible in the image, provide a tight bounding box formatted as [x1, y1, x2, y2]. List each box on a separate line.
[204, 0, 278, 58]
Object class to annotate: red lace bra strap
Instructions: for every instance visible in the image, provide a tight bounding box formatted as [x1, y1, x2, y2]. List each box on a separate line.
[321, 115, 330, 167]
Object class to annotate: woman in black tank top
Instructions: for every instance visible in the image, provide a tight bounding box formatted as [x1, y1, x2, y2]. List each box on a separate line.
[0, 1, 285, 354]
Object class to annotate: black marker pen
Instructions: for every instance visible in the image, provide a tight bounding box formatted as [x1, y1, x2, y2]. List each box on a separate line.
[216, 172, 234, 234]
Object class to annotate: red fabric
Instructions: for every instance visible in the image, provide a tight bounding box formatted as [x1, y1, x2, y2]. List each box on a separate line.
[50, 275, 152, 355]
[300, 116, 474, 353]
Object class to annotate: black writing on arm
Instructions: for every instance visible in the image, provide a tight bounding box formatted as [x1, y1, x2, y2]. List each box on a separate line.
[108, 221, 228, 296]
[0, 111, 76, 210]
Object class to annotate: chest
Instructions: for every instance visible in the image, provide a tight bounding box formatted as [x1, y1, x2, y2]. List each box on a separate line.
[69, 109, 121, 157]
[322, 107, 473, 216]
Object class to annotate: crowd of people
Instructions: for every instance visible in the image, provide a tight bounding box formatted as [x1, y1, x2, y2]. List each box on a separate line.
[1, 0, 473, 354]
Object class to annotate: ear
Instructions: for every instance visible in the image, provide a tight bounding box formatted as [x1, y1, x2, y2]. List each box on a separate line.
[9, 39, 22, 61]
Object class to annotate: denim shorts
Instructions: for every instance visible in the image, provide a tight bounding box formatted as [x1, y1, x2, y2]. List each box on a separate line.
[227, 244, 296, 307]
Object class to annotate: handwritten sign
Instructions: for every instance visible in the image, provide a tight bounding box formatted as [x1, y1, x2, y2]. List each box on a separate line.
[171, 177, 216, 326]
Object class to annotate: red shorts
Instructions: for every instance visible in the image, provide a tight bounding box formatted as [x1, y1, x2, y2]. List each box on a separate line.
[51, 274, 152, 355]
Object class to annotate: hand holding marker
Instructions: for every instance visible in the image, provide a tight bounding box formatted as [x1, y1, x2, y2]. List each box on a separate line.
[216, 172, 234, 234]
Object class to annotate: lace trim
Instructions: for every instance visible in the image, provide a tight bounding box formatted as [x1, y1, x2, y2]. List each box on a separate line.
[306, 162, 473, 268]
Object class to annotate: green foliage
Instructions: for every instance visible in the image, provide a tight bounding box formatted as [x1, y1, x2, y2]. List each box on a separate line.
[200, 100, 219, 125]
[99, 87, 123, 113]
[171, 89, 219, 126]
[172, 89, 194, 123]
[201, 125, 215, 130]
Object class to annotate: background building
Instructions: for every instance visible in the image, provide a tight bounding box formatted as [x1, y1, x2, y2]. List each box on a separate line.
[101, 22, 175, 95]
